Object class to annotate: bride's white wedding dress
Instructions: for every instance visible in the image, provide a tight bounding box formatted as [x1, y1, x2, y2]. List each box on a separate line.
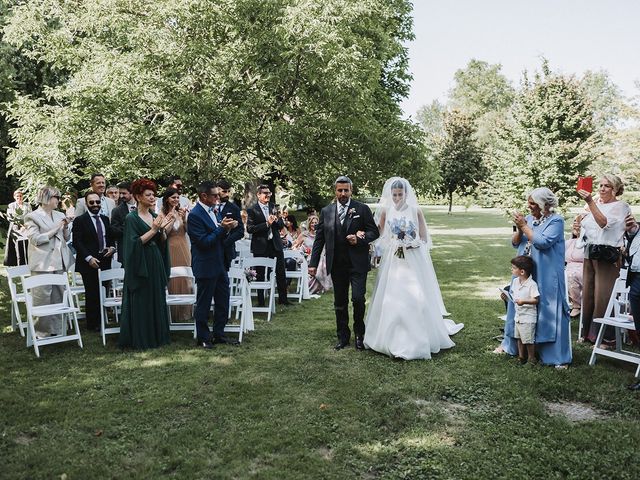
[364, 198, 463, 360]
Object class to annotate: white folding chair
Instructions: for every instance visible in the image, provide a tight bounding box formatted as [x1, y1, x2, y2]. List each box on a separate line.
[232, 240, 253, 268]
[98, 268, 125, 346]
[241, 257, 277, 321]
[166, 266, 197, 336]
[69, 268, 86, 320]
[23, 273, 82, 358]
[589, 273, 640, 377]
[225, 267, 255, 342]
[283, 249, 310, 303]
[6, 265, 31, 336]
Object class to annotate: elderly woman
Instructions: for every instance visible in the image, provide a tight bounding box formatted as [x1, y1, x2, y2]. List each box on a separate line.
[565, 215, 585, 317]
[119, 179, 175, 349]
[577, 174, 631, 344]
[499, 187, 571, 367]
[23, 186, 74, 337]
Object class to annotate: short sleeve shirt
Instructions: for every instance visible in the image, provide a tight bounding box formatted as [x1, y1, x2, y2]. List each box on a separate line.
[510, 276, 540, 324]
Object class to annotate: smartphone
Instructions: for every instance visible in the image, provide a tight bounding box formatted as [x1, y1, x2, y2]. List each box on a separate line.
[577, 176, 593, 193]
[225, 212, 234, 217]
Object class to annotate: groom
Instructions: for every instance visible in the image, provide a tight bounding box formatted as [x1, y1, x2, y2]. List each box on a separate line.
[309, 176, 379, 350]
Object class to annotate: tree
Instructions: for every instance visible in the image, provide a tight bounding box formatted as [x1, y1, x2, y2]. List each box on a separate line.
[487, 61, 599, 211]
[2, 0, 425, 200]
[434, 110, 485, 213]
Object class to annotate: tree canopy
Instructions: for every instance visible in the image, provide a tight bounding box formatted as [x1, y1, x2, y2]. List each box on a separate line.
[2, 0, 425, 200]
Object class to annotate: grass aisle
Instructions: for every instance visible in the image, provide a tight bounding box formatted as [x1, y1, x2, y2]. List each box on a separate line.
[1, 208, 639, 479]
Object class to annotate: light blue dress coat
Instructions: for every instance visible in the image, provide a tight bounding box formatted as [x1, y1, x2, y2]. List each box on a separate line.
[501, 213, 572, 365]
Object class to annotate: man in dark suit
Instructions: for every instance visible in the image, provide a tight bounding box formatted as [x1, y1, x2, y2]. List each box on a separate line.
[246, 184, 290, 306]
[109, 181, 136, 266]
[309, 176, 379, 350]
[188, 181, 239, 349]
[72, 191, 116, 331]
[217, 179, 245, 270]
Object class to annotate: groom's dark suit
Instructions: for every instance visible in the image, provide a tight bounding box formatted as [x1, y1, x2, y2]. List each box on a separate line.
[187, 202, 230, 343]
[310, 199, 379, 345]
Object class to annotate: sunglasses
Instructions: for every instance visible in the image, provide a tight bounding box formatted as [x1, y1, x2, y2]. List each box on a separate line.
[259, 191, 272, 196]
[87, 200, 101, 206]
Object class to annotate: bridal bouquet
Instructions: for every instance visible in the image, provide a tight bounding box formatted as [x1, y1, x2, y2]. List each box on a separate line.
[389, 217, 419, 258]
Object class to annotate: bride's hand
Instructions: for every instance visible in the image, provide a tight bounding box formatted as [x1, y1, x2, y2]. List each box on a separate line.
[356, 230, 365, 239]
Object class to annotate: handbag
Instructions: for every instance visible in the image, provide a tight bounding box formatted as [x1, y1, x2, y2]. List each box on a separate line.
[587, 244, 620, 264]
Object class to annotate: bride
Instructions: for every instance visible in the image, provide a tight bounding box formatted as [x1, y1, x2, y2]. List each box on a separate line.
[364, 177, 463, 360]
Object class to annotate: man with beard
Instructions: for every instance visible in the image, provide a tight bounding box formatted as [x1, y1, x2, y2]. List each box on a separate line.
[216, 179, 245, 270]
[72, 191, 116, 331]
[110, 181, 136, 266]
[75, 173, 116, 218]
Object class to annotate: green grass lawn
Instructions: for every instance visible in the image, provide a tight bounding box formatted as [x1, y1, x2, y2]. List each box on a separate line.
[1, 208, 639, 479]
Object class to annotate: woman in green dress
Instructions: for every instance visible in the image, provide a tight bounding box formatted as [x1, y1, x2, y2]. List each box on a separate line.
[119, 178, 175, 349]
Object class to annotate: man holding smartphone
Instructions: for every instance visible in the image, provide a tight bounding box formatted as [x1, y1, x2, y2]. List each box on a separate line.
[217, 179, 245, 270]
[72, 191, 116, 331]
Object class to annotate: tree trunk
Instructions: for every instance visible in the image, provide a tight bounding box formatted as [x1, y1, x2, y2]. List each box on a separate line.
[448, 191, 453, 214]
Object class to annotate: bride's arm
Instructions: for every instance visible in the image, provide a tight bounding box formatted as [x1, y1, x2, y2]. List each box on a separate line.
[417, 208, 429, 242]
[377, 209, 386, 235]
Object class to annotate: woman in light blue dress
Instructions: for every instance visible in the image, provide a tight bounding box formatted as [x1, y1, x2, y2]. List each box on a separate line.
[500, 188, 572, 367]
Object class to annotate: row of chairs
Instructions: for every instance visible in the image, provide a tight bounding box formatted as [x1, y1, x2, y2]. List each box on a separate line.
[6, 248, 312, 357]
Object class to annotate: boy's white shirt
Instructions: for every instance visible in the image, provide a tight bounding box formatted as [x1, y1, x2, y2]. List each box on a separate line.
[510, 276, 539, 324]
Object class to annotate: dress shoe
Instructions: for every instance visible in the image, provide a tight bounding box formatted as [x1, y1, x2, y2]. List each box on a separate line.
[212, 335, 239, 345]
[627, 381, 640, 391]
[279, 300, 292, 306]
[196, 340, 214, 349]
[355, 337, 365, 350]
[334, 341, 350, 351]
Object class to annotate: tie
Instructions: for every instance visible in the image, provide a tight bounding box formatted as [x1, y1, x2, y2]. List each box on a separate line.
[263, 205, 273, 240]
[213, 206, 221, 221]
[338, 204, 347, 224]
[94, 215, 105, 251]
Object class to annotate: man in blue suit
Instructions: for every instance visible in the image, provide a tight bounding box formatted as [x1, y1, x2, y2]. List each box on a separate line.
[187, 181, 239, 349]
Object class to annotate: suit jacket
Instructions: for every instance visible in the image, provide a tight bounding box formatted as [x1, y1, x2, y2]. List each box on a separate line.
[246, 202, 285, 255]
[75, 195, 116, 218]
[110, 201, 132, 263]
[72, 212, 115, 275]
[187, 203, 227, 279]
[219, 201, 245, 269]
[309, 199, 379, 274]
[24, 207, 74, 272]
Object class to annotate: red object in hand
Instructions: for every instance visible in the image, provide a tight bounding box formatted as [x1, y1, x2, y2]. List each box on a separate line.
[577, 176, 593, 193]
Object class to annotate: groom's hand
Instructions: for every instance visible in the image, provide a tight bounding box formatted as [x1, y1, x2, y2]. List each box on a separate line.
[346, 234, 358, 245]
[308, 267, 316, 277]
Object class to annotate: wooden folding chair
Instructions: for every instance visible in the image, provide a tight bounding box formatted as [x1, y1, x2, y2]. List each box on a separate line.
[166, 266, 197, 337]
[23, 273, 82, 358]
[241, 256, 277, 321]
[98, 268, 125, 346]
[589, 273, 640, 377]
[283, 249, 310, 303]
[6, 265, 31, 336]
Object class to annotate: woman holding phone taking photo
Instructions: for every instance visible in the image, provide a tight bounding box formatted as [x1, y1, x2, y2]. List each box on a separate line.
[576, 174, 631, 345]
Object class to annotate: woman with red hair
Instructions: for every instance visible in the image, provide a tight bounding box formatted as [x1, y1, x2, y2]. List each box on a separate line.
[119, 178, 175, 349]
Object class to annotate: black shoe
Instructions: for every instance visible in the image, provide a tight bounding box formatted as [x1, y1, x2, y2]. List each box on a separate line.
[627, 381, 640, 391]
[334, 341, 350, 351]
[196, 340, 214, 349]
[212, 335, 239, 345]
[355, 337, 365, 350]
[279, 300, 292, 306]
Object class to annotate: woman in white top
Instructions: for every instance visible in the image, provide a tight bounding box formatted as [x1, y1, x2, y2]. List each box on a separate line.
[577, 174, 631, 343]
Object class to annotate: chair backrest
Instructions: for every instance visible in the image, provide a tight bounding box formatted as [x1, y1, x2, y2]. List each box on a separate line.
[603, 277, 630, 319]
[283, 249, 307, 263]
[241, 257, 276, 270]
[170, 266, 194, 279]
[98, 268, 125, 283]
[6, 265, 31, 298]
[23, 273, 73, 309]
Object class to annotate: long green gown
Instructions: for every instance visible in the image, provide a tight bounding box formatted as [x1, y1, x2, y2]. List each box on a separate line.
[118, 211, 171, 349]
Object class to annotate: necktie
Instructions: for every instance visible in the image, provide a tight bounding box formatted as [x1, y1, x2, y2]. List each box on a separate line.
[263, 205, 273, 239]
[213, 206, 221, 221]
[339, 204, 347, 224]
[94, 215, 105, 251]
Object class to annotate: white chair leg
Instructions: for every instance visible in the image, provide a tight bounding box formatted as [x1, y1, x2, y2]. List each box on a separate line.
[589, 323, 606, 366]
